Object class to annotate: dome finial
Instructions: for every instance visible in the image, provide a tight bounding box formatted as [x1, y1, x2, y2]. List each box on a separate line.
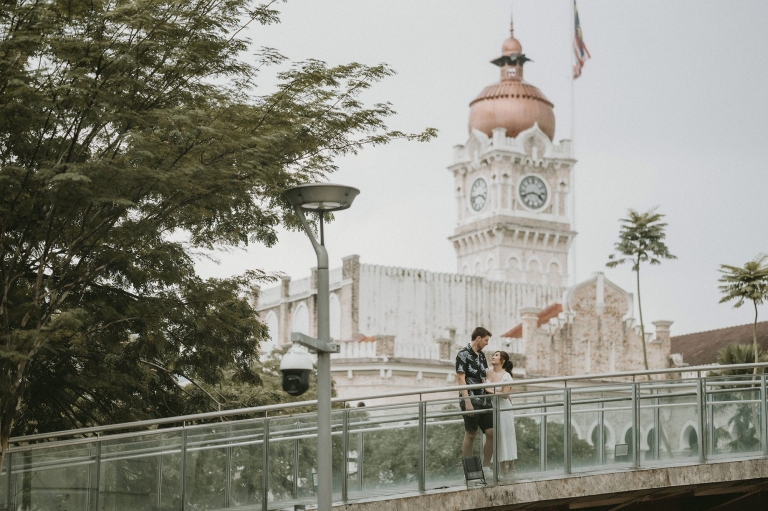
[510, 8, 514, 37]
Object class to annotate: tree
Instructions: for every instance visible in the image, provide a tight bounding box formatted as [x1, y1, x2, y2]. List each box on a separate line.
[0, 0, 435, 465]
[718, 255, 768, 375]
[709, 343, 768, 450]
[606, 208, 676, 371]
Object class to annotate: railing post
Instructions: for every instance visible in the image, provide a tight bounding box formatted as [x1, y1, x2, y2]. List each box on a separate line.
[653, 393, 660, 461]
[696, 377, 707, 464]
[342, 409, 349, 501]
[418, 402, 426, 492]
[492, 394, 500, 483]
[707, 386, 715, 455]
[180, 426, 188, 511]
[4, 452, 10, 511]
[357, 427, 364, 492]
[92, 440, 101, 511]
[540, 396, 547, 473]
[761, 375, 768, 456]
[631, 383, 640, 469]
[225, 441, 232, 508]
[564, 388, 572, 475]
[598, 397, 604, 466]
[261, 419, 270, 511]
[292, 420, 300, 500]
[156, 447, 163, 511]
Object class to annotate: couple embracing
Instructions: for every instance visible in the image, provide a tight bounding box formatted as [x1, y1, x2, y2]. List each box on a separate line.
[455, 327, 517, 480]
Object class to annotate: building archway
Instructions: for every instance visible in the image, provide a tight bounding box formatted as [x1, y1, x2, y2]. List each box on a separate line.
[292, 302, 310, 336]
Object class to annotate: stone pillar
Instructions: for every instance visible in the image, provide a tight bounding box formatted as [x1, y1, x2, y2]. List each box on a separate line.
[520, 307, 541, 375]
[375, 335, 395, 358]
[652, 320, 673, 370]
[280, 276, 291, 299]
[279, 277, 291, 345]
[342, 255, 361, 337]
[436, 338, 453, 361]
[250, 284, 260, 308]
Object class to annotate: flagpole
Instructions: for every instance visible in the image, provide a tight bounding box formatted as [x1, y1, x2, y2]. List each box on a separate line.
[569, 0, 577, 287]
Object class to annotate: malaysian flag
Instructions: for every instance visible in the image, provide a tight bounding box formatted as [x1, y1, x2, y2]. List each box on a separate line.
[573, 0, 590, 79]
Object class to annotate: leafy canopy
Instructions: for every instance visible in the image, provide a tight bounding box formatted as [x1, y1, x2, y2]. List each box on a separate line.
[606, 208, 677, 271]
[0, 0, 435, 450]
[718, 255, 768, 310]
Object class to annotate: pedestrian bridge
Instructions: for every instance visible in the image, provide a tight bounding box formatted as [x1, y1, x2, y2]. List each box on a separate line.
[5, 364, 768, 510]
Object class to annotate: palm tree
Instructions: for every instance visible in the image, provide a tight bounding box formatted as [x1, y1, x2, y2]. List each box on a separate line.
[718, 254, 768, 375]
[606, 208, 676, 371]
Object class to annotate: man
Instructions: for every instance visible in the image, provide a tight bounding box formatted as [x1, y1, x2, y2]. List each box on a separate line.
[455, 326, 493, 477]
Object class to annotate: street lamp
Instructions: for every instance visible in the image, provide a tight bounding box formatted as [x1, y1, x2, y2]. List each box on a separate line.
[282, 183, 359, 511]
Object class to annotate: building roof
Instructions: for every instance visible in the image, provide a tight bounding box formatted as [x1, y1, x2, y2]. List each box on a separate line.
[502, 303, 563, 338]
[671, 321, 768, 366]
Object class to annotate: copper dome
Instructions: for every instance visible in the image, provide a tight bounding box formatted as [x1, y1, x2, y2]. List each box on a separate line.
[469, 81, 555, 140]
[468, 19, 556, 141]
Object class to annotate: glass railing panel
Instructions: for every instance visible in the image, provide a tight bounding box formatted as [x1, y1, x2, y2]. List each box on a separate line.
[7, 442, 96, 511]
[101, 431, 180, 511]
[709, 380, 763, 458]
[356, 403, 420, 496]
[598, 388, 634, 469]
[644, 382, 699, 465]
[266, 414, 310, 506]
[184, 424, 237, 510]
[569, 391, 603, 471]
[228, 420, 264, 509]
[543, 395, 565, 473]
[509, 390, 558, 477]
[424, 400, 466, 489]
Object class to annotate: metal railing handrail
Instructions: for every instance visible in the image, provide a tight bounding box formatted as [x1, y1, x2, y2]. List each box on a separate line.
[10, 361, 768, 445]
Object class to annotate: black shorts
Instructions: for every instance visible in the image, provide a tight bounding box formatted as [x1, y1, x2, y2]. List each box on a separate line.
[460, 403, 493, 433]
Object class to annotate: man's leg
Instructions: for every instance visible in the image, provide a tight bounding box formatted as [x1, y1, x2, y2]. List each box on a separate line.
[462, 430, 477, 458]
[482, 428, 493, 467]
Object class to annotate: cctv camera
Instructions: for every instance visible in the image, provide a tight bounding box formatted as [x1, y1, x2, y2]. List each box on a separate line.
[279, 344, 314, 396]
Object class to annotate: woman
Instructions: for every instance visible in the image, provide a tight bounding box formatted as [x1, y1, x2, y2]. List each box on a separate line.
[485, 350, 517, 477]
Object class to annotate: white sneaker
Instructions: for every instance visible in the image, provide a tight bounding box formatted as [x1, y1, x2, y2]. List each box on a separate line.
[482, 467, 493, 480]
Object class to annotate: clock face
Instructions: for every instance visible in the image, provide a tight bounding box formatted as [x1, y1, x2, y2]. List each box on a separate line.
[519, 175, 548, 210]
[470, 178, 488, 212]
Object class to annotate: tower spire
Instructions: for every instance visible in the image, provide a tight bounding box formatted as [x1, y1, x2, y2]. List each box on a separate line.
[510, 8, 514, 37]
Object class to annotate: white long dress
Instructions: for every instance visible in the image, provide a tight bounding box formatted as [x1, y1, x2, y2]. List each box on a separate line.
[496, 372, 518, 462]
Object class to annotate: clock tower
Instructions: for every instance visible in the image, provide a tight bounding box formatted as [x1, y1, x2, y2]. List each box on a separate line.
[449, 19, 576, 287]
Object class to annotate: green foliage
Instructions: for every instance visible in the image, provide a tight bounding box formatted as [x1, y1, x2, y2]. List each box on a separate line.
[718, 255, 768, 310]
[606, 207, 676, 370]
[711, 343, 768, 376]
[0, 0, 434, 458]
[606, 208, 676, 271]
[718, 255, 768, 372]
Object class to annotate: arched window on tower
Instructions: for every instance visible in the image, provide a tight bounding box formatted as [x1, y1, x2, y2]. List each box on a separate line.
[526, 260, 541, 285]
[547, 262, 561, 286]
[506, 257, 522, 281]
[292, 302, 310, 336]
[474, 260, 483, 275]
[329, 293, 341, 340]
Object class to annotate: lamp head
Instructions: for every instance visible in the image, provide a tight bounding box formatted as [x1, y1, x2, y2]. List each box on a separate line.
[284, 184, 360, 212]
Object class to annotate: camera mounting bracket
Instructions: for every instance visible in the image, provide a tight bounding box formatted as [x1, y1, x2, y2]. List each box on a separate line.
[291, 332, 340, 354]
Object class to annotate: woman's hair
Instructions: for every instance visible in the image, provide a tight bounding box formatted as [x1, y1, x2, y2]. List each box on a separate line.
[495, 351, 514, 376]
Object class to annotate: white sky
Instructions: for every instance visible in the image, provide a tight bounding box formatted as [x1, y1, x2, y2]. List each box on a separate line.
[196, 0, 768, 336]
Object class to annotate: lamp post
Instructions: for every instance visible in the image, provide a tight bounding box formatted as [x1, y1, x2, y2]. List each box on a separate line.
[283, 183, 359, 511]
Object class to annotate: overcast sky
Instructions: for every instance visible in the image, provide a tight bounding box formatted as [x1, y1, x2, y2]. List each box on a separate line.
[196, 0, 768, 337]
